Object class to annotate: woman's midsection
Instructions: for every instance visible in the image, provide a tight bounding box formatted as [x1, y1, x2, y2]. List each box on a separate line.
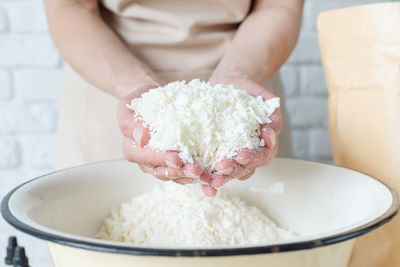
[99, 0, 252, 72]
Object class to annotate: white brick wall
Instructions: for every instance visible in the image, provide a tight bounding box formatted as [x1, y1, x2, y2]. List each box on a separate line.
[14, 69, 61, 100]
[0, 138, 20, 168]
[7, 1, 48, 33]
[0, 0, 392, 266]
[0, 70, 11, 99]
[0, 8, 7, 32]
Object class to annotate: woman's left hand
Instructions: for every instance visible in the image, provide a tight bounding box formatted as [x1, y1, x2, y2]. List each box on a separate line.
[209, 78, 282, 190]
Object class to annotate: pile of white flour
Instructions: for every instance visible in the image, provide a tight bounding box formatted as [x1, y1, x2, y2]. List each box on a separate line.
[97, 182, 295, 246]
[127, 79, 279, 169]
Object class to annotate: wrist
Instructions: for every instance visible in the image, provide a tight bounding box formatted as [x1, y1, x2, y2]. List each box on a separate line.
[209, 69, 261, 87]
[113, 71, 161, 99]
[208, 74, 257, 91]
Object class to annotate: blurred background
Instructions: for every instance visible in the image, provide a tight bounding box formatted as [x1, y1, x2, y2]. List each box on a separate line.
[0, 0, 394, 266]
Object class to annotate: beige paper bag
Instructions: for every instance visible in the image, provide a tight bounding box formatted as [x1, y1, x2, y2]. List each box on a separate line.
[318, 3, 400, 267]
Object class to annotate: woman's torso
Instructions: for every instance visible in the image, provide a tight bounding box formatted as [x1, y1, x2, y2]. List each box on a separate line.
[56, 0, 291, 169]
[100, 0, 252, 74]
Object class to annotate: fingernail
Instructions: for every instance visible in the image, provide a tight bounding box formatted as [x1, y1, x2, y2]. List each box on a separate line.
[165, 160, 179, 168]
[269, 128, 276, 147]
[184, 170, 200, 179]
[217, 167, 233, 175]
[133, 127, 142, 147]
[236, 158, 251, 165]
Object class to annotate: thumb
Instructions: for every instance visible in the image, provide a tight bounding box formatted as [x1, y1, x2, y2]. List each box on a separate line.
[133, 122, 150, 147]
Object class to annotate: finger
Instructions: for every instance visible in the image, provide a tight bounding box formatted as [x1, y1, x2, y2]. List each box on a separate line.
[238, 167, 256, 181]
[233, 148, 253, 166]
[234, 147, 272, 168]
[118, 86, 157, 146]
[139, 164, 169, 181]
[199, 171, 212, 184]
[132, 123, 151, 148]
[262, 138, 278, 162]
[139, 164, 153, 175]
[210, 174, 226, 189]
[182, 162, 203, 179]
[214, 159, 235, 175]
[173, 178, 196, 185]
[255, 145, 275, 167]
[139, 163, 150, 173]
[148, 165, 180, 180]
[271, 138, 279, 158]
[215, 158, 250, 179]
[268, 108, 282, 134]
[123, 137, 183, 168]
[140, 164, 194, 182]
[202, 185, 217, 197]
[260, 125, 277, 149]
[141, 162, 202, 180]
[118, 95, 151, 147]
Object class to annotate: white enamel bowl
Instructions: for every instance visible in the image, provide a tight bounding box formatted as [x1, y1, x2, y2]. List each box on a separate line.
[2, 158, 398, 267]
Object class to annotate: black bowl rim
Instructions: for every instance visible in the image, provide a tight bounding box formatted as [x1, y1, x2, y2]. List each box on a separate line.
[1, 159, 399, 257]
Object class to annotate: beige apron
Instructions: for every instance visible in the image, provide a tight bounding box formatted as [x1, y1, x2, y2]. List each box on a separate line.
[56, 0, 292, 169]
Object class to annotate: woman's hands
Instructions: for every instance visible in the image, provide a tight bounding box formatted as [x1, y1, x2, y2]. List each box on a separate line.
[209, 78, 282, 188]
[117, 78, 281, 197]
[117, 86, 208, 188]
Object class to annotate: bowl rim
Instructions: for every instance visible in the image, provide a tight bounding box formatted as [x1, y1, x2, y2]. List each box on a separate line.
[1, 159, 399, 257]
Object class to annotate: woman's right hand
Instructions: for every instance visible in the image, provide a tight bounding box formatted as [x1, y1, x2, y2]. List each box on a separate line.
[117, 87, 207, 186]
